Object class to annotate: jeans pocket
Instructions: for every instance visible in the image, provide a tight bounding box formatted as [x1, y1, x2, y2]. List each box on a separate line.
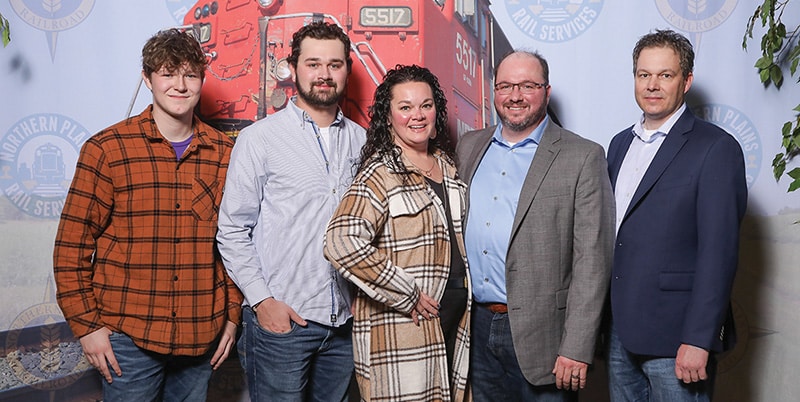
[254, 318, 297, 337]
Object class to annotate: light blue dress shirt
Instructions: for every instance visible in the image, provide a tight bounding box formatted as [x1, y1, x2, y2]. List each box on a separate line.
[614, 104, 686, 233]
[217, 99, 366, 327]
[465, 117, 548, 304]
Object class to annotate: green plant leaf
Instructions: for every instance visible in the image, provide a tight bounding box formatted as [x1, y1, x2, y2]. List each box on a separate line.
[770, 64, 784, 86]
[760, 67, 771, 82]
[772, 153, 786, 180]
[788, 178, 800, 192]
[1, 13, 10, 48]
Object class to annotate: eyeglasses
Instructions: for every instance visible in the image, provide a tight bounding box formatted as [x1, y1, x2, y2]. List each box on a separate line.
[494, 81, 549, 95]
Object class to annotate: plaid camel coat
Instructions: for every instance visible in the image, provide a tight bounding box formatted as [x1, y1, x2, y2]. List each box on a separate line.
[324, 151, 471, 402]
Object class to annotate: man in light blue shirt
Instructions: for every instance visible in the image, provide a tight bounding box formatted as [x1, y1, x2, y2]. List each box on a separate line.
[457, 50, 614, 401]
[217, 22, 365, 401]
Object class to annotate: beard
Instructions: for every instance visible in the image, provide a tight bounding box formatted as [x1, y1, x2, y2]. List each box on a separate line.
[498, 102, 547, 133]
[295, 78, 344, 107]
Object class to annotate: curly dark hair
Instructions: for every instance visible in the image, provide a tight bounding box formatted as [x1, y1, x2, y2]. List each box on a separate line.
[357, 64, 454, 175]
[142, 28, 206, 79]
[633, 29, 694, 78]
[287, 21, 353, 72]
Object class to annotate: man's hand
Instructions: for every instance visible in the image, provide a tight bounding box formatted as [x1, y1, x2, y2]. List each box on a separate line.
[254, 297, 307, 333]
[411, 291, 439, 326]
[79, 327, 121, 383]
[675, 343, 709, 383]
[552, 355, 588, 391]
[210, 320, 238, 370]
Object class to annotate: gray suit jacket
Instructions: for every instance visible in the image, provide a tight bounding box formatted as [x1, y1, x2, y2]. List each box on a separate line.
[456, 122, 614, 386]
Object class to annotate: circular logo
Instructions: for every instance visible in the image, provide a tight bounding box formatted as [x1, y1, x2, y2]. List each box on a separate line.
[691, 104, 761, 189]
[5, 302, 91, 390]
[502, 0, 603, 43]
[656, 0, 738, 33]
[0, 114, 90, 219]
[165, 0, 200, 24]
[10, 0, 95, 32]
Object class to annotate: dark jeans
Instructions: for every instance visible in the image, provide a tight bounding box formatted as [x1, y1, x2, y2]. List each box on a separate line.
[103, 331, 214, 402]
[239, 307, 353, 402]
[607, 324, 716, 402]
[471, 304, 577, 402]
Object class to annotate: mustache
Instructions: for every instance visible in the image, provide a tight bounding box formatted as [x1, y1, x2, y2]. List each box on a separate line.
[312, 79, 336, 88]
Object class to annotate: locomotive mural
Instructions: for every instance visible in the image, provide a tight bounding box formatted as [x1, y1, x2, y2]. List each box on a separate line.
[180, 0, 511, 139]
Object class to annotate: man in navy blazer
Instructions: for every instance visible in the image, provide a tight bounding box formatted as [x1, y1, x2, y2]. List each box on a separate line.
[606, 29, 747, 402]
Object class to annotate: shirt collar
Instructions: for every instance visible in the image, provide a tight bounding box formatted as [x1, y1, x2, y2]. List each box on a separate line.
[141, 105, 210, 147]
[492, 115, 549, 148]
[632, 103, 686, 143]
[287, 96, 344, 129]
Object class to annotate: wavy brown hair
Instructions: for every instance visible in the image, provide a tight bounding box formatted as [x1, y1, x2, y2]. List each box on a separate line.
[358, 65, 453, 174]
[142, 29, 206, 79]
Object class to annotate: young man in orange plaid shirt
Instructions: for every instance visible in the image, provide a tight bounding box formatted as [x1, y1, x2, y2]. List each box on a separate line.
[53, 29, 242, 402]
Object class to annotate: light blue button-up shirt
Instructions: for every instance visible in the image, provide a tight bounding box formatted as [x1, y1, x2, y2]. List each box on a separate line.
[217, 99, 366, 327]
[465, 117, 548, 304]
[614, 104, 686, 233]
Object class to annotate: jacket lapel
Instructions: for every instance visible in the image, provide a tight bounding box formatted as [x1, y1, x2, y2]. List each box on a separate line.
[608, 128, 634, 188]
[622, 111, 694, 221]
[510, 124, 560, 240]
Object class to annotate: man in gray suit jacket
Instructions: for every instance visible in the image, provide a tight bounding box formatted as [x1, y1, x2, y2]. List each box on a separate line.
[456, 50, 614, 401]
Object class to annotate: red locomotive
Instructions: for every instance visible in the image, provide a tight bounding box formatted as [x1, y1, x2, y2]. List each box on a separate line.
[182, 0, 511, 139]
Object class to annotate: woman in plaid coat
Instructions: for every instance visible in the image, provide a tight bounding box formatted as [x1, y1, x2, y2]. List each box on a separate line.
[324, 65, 471, 401]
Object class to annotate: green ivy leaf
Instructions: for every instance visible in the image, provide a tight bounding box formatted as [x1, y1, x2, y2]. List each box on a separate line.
[770, 64, 784, 86]
[788, 168, 800, 192]
[772, 153, 786, 180]
[760, 67, 771, 83]
[1, 14, 10, 48]
[788, 178, 800, 192]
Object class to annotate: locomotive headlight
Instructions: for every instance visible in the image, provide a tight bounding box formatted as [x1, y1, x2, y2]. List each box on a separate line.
[257, 0, 281, 14]
[275, 58, 292, 81]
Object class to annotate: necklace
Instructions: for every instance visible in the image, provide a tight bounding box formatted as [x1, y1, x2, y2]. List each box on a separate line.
[410, 156, 436, 177]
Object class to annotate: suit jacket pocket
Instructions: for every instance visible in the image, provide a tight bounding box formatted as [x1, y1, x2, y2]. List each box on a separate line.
[659, 272, 694, 291]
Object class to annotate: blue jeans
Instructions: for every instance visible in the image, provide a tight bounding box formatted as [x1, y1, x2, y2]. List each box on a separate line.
[239, 307, 353, 402]
[470, 304, 576, 402]
[103, 331, 214, 402]
[607, 324, 716, 402]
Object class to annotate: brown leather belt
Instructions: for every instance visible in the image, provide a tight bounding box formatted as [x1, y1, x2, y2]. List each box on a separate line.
[481, 303, 508, 314]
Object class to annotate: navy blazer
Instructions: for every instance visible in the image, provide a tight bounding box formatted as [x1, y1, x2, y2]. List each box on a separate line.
[607, 108, 747, 357]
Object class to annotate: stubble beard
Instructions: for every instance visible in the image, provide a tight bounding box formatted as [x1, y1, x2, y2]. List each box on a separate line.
[499, 103, 546, 133]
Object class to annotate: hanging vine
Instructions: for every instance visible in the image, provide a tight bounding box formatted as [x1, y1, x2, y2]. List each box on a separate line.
[743, 0, 800, 192]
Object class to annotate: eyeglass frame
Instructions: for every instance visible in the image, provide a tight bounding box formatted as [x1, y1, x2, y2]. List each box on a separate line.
[493, 81, 549, 95]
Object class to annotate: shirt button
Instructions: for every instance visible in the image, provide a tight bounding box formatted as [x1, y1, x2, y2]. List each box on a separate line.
[175, 203, 180, 209]
[482, 250, 488, 255]
[171, 311, 177, 317]
[332, 188, 337, 194]
[174, 275, 179, 281]
[484, 278, 489, 282]
[174, 238, 180, 244]
[501, 171, 506, 176]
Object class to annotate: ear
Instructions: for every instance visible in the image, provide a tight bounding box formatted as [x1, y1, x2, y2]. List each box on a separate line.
[289, 63, 297, 82]
[683, 71, 694, 94]
[142, 71, 153, 91]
